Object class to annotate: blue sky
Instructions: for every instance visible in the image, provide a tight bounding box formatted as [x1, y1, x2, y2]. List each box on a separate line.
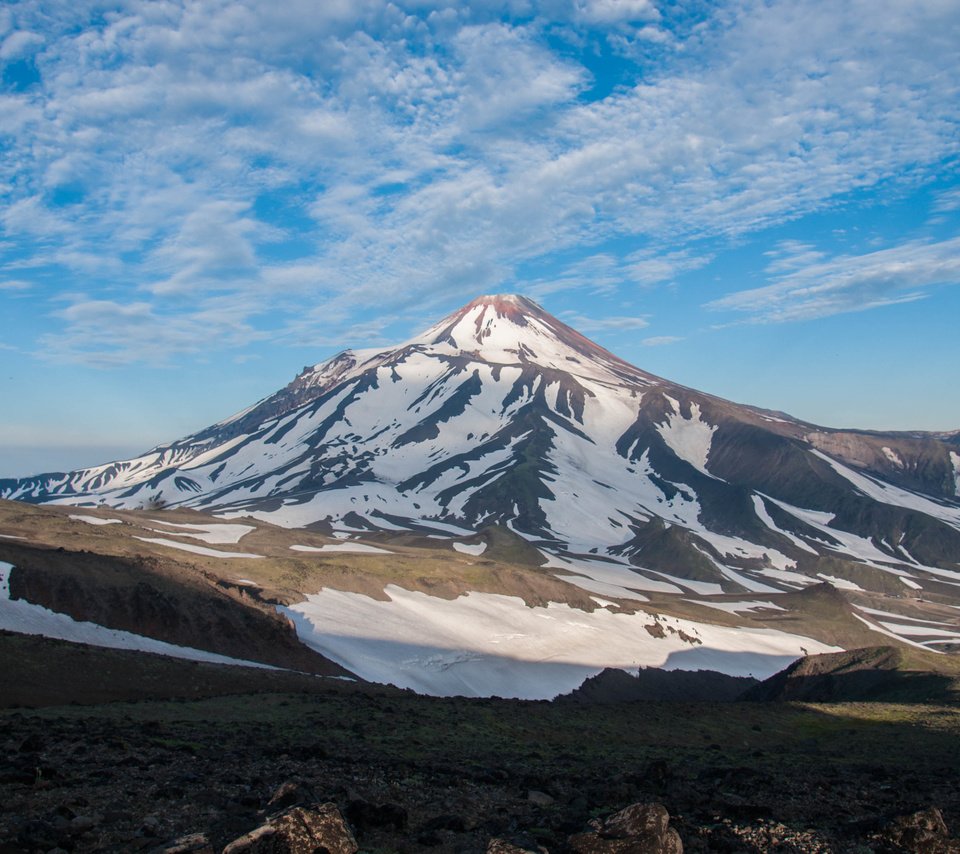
[1, 0, 959, 477]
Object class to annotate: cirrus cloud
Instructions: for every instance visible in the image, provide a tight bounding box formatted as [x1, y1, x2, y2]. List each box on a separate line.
[706, 237, 960, 323]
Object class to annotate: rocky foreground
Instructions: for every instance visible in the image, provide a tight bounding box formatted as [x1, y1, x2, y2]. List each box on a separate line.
[3, 685, 960, 853]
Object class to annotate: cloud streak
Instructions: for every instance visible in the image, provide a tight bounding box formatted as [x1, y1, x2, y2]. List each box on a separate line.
[707, 237, 960, 323]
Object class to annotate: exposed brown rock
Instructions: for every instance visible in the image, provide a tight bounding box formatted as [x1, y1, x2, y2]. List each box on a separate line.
[487, 838, 548, 853]
[873, 807, 960, 853]
[569, 803, 682, 853]
[222, 804, 358, 854]
[149, 833, 214, 853]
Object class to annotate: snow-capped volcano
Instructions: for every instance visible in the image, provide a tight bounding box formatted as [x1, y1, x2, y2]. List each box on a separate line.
[4, 294, 960, 600]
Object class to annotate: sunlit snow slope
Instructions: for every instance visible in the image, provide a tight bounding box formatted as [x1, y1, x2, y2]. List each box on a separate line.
[3, 294, 960, 599]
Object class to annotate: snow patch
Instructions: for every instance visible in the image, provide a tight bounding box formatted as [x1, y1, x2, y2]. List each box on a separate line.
[133, 537, 263, 559]
[952, 451, 960, 496]
[552, 574, 650, 602]
[759, 568, 819, 588]
[751, 495, 818, 554]
[817, 574, 864, 591]
[285, 585, 839, 699]
[69, 514, 122, 526]
[178, 434, 251, 470]
[876, 622, 960, 640]
[453, 542, 487, 556]
[692, 600, 786, 615]
[882, 447, 904, 468]
[656, 401, 718, 478]
[851, 613, 937, 651]
[541, 552, 684, 595]
[290, 543, 393, 555]
[146, 520, 255, 544]
[855, 606, 953, 626]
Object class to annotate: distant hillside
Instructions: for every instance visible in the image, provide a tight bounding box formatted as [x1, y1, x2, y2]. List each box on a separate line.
[558, 666, 758, 703]
[743, 646, 960, 703]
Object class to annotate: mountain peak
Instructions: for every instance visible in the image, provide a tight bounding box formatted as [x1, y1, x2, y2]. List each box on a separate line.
[464, 293, 540, 315]
[413, 293, 647, 385]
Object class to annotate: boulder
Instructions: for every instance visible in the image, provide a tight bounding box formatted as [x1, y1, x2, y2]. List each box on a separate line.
[874, 807, 960, 853]
[568, 803, 682, 854]
[149, 833, 214, 853]
[222, 804, 358, 854]
[487, 838, 548, 853]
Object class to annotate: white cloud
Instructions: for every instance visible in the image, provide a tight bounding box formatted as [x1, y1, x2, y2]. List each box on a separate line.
[933, 187, 960, 213]
[0, 0, 957, 364]
[563, 312, 650, 331]
[641, 335, 682, 346]
[0, 29, 43, 60]
[146, 201, 262, 295]
[707, 237, 960, 323]
[761, 240, 829, 274]
[42, 295, 262, 366]
[575, 0, 659, 25]
[451, 23, 587, 133]
[623, 248, 712, 285]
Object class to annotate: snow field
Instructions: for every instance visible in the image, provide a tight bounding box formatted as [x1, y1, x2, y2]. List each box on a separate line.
[812, 450, 960, 533]
[285, 585, 839, 699]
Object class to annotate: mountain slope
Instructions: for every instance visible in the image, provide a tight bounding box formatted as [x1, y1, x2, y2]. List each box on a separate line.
[3, 294, 960, 609]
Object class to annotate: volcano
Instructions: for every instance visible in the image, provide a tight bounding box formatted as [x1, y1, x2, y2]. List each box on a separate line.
[4, 294, 960, 599]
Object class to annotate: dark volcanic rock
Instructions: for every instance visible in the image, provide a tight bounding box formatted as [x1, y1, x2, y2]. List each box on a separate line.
[560, 667, 757, 703]
[344, 798, 408, 832]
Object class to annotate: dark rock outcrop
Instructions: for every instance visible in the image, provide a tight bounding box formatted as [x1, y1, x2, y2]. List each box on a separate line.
[560, 667, 758, 703]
